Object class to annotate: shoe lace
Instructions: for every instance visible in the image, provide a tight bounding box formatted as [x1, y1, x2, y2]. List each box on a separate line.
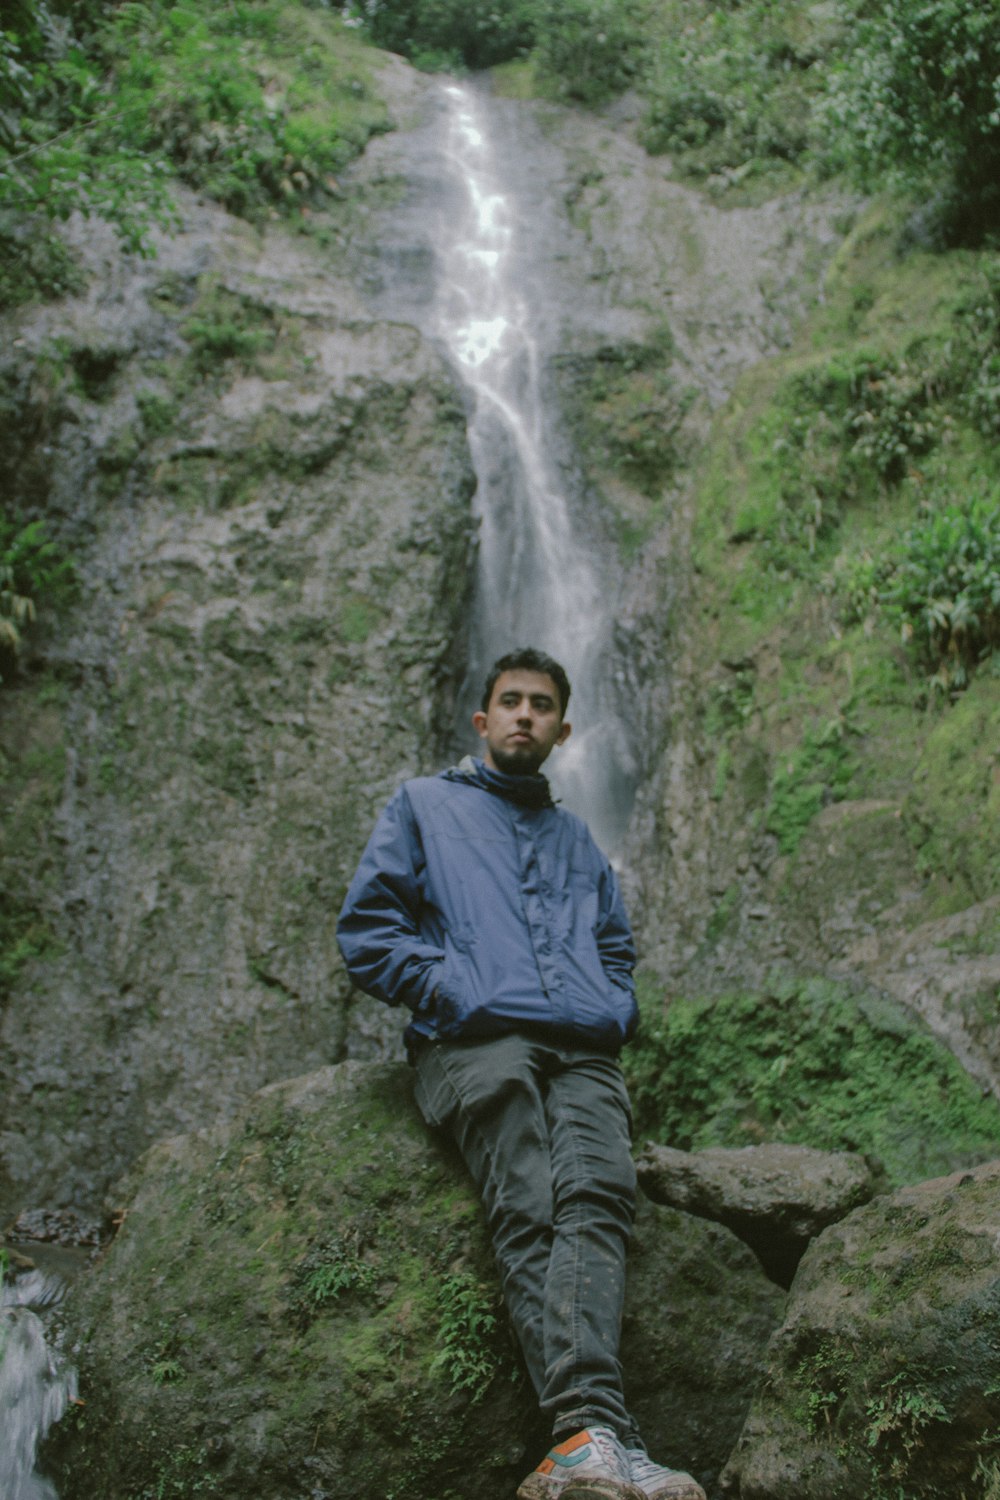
[627, 1449, 679, 1484]
[589, 1427, 630, 1477]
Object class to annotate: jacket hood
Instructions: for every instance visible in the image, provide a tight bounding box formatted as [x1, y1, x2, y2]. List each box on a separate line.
[440, 755, 555, 810]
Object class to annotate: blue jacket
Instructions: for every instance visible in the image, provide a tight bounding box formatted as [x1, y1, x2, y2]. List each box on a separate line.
[336, 756, 638, 1054]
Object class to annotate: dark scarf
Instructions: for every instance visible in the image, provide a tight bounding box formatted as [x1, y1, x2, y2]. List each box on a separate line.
[443, 755, 555, 810]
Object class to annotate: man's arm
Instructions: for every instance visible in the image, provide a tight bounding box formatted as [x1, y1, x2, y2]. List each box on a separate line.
[336, 786, 443, 1011]
[595, 859, 637, 997]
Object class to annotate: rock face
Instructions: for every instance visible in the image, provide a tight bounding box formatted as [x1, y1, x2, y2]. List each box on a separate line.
[46, 1061, 785, 1500]
[637, 1142, 883, 1287]
[0, 177, 475, 1215]
[720, 1162, 1000, 1499]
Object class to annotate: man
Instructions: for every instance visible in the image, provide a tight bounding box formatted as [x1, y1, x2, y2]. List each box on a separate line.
[337, 647, 705, 1500]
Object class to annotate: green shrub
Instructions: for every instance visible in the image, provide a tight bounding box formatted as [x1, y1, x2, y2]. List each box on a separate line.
[623, 976, 1000, 1185]
[345, 0, 536, 70]
[533, 0, 650, 105]
[818, 0, 1000, 240]
[880, 495, 1000, 690]
[952, 263, 1000, 438]
[639, 0, 822, 177]
[766, 718, 856, 854]
[0, 516, 75, 682]
[0, 0, 391, 305]
[795, 352, 939, 487]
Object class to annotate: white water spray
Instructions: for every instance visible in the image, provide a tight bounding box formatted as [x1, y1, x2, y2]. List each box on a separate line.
[0, 1271, 77, 1500]
[428, 83, 635, 851]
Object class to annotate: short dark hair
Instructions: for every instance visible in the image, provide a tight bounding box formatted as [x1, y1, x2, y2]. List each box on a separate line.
[481, 647, 571, 718]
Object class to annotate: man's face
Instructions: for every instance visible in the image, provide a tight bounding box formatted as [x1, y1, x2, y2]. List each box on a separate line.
[472, 669, 571, 776]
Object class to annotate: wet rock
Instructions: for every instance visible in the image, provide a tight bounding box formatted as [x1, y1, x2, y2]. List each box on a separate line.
[0, 166, 476, 1217]
[720, 1161, 1000, 1499]
[637, 1142, 883, 1287]
[46, 1061, 783, 1500]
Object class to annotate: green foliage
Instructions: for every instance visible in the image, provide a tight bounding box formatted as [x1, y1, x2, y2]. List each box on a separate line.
[865, 1377, 949, 1492]
[879, 495, 1000, 690]
[953, 264, 1000, 438]
[836, 490, 1000, 691]
[0, 516, 75, 682]
[0, 1, 178, 300]
[98, 1, 389, 217]
[533, 0, 650, 105]
[639, 0, 823, 180]
[0, 0, 389, 307]
[429, 1269, 504, 1401]
[345, 0, 536, 70]
[182, 287, 277, 377]
[292, 1234, 380, 1326]
[766, 717, 856, 854]
[623, 975, 1000, 1185]
[819, 0, 1000, 240]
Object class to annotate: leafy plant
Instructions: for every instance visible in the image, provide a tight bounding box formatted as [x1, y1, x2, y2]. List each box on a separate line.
[345, 0, 536, 70]
[430, 1270, 504, 1401]
[953, 265, 1000, 439]
[623, 975, 1000, 1184]
[639, 0, 824, 179]
[0, 1, 178, 298]
[766, 717, 856, 854]
[0, 516, 75, 682]
[818, 0, 1000, 240]
[533, 0, 650, 105]
[865, 1376, 948, 1490]
[880, 495, 1000, 689]
[0, 0, 391, 307]
[291, 1233, 379, 1327]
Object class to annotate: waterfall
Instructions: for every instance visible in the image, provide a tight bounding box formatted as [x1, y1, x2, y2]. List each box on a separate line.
[0, 1270, 77, 1500]
[393, 80, 637, 853]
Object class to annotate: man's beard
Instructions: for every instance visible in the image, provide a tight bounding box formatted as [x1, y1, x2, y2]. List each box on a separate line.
[491, 744, 544, 776]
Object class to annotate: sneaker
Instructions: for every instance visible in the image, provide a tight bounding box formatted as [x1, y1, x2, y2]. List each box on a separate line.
[518, 1427, 646, 1500]
[626, 1448, 706, 1500]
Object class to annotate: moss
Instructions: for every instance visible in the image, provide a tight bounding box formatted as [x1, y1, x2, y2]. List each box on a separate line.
[553, 333, 692, 556]
[903, 676, 1000, 903]
[50, 1065, 534, 1499]
[0, 693, 67, 994]
[624, 975, 1000, 1184]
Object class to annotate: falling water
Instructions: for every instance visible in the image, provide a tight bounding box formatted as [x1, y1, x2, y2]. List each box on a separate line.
[424, 82, 636, 852]
[0, 1271, 77, 1500]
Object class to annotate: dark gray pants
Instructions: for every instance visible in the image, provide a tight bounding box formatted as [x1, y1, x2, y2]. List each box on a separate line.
[413, 1032, 639, 1442]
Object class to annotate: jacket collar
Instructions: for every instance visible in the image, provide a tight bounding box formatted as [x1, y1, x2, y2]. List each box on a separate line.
[441, 755, 555, 810]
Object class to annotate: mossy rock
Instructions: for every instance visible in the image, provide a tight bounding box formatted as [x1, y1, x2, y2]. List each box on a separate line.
[624, 975, 1000, 1187]
[903, 675, 1000, 906]
[47, 1062, 783, 1500]
[722, 1163, 1000, 1499]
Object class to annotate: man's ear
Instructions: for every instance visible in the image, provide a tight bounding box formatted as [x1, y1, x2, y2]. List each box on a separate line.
[555, 720, 571, 746]
[472, 709, 488, 739]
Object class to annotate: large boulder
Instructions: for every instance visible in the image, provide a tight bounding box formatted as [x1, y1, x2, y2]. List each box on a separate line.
[720, 1161, 1000, 1498]
[45, 1061, 784, 1500]
[637, 1142, 883, 1286]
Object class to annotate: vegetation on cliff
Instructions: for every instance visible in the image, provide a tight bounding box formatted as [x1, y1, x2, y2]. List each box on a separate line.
[0, 0, 390, 306]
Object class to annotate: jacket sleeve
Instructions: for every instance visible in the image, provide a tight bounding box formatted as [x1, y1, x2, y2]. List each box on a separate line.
[595, 858, 637, 999]
[336, 786, 443, 1011]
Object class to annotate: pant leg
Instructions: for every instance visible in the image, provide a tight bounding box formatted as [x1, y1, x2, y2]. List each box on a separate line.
[539, 1046, 637, 1440]
[412, 1033, 554, 1392]
[412, 1034, 640, 1441]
